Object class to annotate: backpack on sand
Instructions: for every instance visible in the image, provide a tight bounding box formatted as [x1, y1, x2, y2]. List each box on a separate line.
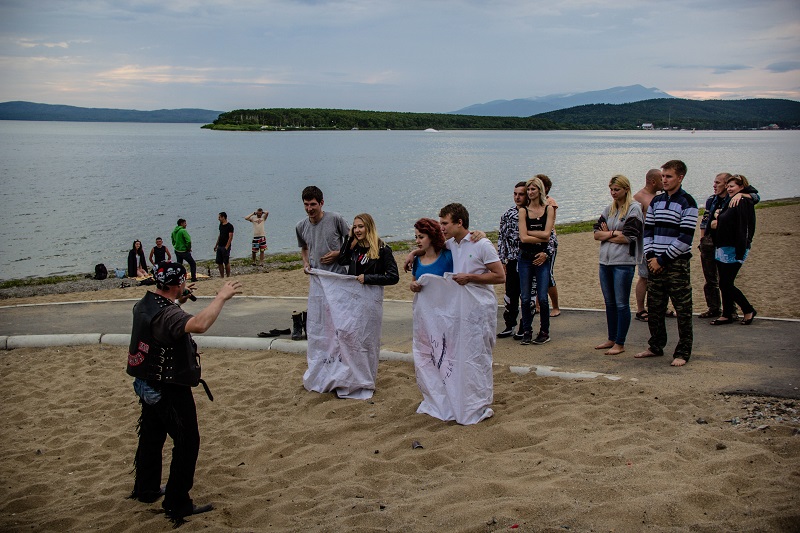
[94, 263, 108, 280]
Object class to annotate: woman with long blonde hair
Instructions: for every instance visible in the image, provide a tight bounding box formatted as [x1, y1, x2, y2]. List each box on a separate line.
[592, 175, 643, 355]
[337, 213, 399, 285]
[517, 177, 556, 345]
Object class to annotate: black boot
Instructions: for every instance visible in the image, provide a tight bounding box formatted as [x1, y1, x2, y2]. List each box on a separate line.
[301, 311, 308, 340]
[291, 311, 304, 340]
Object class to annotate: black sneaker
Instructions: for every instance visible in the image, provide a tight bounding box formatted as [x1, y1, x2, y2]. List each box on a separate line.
[497, 326, 515, 338]
[520, 331, 533, 345]
[513, 329, 524, 341]
[532, 332, 550, 345]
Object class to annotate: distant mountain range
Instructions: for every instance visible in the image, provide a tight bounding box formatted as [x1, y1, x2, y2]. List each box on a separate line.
[0, 101, 222, 123]
[451, 85, 676, 117]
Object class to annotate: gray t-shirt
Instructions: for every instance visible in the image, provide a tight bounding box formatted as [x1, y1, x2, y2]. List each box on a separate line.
[296, 211, 349, 273]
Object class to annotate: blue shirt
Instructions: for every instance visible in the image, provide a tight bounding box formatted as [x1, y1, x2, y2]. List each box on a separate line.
[412, 249, 453, 278]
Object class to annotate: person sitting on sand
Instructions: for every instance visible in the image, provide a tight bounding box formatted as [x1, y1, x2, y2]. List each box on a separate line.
[148, 237, 172, 271]
[593, 175, 643, 355]
[127, 240, 149, 278]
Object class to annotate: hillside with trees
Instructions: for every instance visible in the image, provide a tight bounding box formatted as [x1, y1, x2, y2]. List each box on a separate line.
[204, 99, 799, 131]
[204, 108, 561, 130]
[0, 101, 222, 123]
[534, 98, 800, 130]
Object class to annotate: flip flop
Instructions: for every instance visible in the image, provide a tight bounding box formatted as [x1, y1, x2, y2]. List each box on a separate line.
[635, 311, 648, 322]
[666, 310, 677, 318]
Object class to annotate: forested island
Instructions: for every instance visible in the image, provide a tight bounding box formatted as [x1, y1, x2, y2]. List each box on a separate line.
[204, 98, 800, 131]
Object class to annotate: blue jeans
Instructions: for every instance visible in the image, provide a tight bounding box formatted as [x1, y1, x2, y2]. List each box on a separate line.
[599, 264, 635, 345]
[518, 257, 551, 334]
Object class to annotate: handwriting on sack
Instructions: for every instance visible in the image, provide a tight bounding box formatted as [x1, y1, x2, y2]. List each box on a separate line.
[427, 333, 453, 380]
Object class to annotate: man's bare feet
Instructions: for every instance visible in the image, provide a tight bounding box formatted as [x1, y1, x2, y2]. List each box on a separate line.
[605, 344, 625, 355]
[550, 309, 561, 317]
[595, 341, 614, 350]
[634, 350, 662, 358]
[671, 357, 687, 367]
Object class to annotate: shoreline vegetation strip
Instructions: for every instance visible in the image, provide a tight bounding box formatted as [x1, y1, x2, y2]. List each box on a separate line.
[2, 197, 797, 288]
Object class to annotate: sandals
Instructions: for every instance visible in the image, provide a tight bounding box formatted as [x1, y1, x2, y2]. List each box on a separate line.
[710, 317, 734, 326]
[635, 311, 648, 322]
[741, 309, 757, 325]
[699, 309, 721, 319]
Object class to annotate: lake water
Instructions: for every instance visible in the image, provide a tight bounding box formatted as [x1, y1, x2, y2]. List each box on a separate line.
[0, 121, 798, 280]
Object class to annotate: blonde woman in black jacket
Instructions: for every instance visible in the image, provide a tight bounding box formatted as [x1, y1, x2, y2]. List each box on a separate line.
[337, 213, 399, 286]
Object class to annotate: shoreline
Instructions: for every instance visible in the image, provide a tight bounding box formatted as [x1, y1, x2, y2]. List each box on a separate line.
[2, 199, 798, 320]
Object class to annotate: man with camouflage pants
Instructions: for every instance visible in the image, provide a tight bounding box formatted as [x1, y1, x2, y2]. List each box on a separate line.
[635, 160, 698, 367]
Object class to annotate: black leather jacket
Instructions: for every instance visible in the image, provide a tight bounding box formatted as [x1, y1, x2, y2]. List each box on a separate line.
[126, 291, 200, 387]
[337, 236, 400, 286]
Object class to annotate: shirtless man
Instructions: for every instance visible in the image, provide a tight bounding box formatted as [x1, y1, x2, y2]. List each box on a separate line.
[632, 169, 662, 321]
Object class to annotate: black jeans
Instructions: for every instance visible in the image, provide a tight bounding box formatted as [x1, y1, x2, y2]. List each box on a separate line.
[133, 384, 200, 517]
[175, 251, 197, 281]
[502, 259, 520, 330]
[699, 238, 721, 313]
[716, 260, 754, 319]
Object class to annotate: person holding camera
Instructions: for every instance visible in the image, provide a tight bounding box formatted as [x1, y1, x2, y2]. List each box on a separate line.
[126, 262, 241, 524]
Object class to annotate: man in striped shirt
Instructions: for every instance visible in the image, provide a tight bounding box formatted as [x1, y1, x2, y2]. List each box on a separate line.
[635, 160, 698, 367]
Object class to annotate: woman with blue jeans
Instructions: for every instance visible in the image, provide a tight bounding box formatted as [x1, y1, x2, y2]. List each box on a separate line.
[517, 177, 556, 345]
[593, 175, 643, 355]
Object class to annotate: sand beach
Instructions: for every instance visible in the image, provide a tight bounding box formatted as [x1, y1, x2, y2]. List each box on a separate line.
[0, 203, 798, 532]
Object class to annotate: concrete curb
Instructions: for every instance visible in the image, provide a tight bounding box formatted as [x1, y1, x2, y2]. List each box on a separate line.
[6, 333, 102, 349]
[1, 298, 797, 322]
[0, 334, 619, 382]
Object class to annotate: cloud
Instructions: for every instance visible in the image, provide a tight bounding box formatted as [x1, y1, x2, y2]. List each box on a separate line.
[710, 64, 752, 74]
[14, 38, 90, 49]
[660, 63, 752, 75]
[765, 60, 800, 73]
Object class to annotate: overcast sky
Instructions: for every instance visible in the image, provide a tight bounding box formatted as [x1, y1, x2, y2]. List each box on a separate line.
[1, 0, 798, 113]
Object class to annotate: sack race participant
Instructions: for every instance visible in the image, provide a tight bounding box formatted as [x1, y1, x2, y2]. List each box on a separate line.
[413, 273, 497, 425]
[303, 269, 386, 399]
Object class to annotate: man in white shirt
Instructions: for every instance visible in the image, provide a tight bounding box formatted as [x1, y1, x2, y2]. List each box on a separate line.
[438, 203, 505, 288]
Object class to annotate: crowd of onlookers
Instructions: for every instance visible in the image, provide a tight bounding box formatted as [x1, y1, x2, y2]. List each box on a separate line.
[127, 209, 269, 280]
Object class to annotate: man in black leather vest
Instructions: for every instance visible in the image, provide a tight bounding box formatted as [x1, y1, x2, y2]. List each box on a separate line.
[127, 262, 241, 524]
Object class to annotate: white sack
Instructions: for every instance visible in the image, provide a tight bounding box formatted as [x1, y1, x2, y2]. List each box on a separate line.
[412, 273, 496, 425]
[303, 268, 384, 399]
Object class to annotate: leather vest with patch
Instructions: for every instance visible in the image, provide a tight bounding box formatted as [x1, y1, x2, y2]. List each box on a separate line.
[126, 291, 200, 387]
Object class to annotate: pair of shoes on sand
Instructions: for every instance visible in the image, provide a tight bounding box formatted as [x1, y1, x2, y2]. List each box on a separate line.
[257, 328, 291, 338]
